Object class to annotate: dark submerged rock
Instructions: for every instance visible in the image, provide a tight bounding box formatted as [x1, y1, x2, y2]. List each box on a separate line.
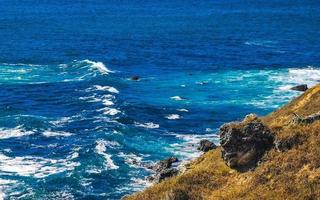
[197, 139, 217, 152]
[131, 76, 140, 81]
[220, 114, 274, 172]
[291, 84, 308, 92]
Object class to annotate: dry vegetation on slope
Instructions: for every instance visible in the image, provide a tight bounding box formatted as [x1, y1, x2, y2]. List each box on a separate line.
[125, 85, 320, 200]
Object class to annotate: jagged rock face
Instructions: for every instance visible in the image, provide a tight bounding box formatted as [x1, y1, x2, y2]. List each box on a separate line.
[197, 139, 217, 152]
[149, 157, 178, 172]
[147, 157, 179, 183]
[156, 168, 179, 182]
[220, 117, 274, 171]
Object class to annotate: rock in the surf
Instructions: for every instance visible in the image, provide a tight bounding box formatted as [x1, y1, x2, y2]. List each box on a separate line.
[146, 156, 179, 183]
[131, 76, 140, 81]
[290, 84, 308, 92]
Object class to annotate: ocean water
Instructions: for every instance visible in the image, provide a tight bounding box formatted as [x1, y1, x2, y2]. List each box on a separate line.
[0, 0, 320, 199]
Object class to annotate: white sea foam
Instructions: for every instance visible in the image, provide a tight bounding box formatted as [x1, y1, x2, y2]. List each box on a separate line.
[282, 68, 320, 88]
[134, 122, 160, 129]
[85, 168, 102, 174]
[82, 60, 113, 74]
[0, 179, 17, 186]
[92, 85, 119, 94]
[49, 115, 81, 127]
[80, 94, 114, 103]
[0, 126, 34, 139]
[242, 67, 320, 109]
[79, 95, 101, 102]
[50, 117, 72, 126]
[6, 69, 28, 73]
[170, 96, 184, 101]
[129, 178, 153, 191]
[99, 108, 121, 116]
[177, 108, 189, 112]
[166, 133, 219, 160]
[46, 191, 75, 200]
[68, 152, 79, 160]
[244, 40, 277, 47]
[95, 140, 119, 170]
[165, 114, 181, 120]
[118, 152, 143, 168]
[0, 154, 79, 178]
[0, 179, 18, 200]
[196, 81, 209, 85]
[102, 99, 114, 106]
[43, 130, 72, 137]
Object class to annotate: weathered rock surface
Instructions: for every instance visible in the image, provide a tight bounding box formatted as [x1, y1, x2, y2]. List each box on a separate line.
[291, 84, 308, 92]
[197, 139, 217, 152]
[155, 168, 179, 182]
[148, 157, 178, 172]
[292, 112, 320, 124]
[146, 157, 179, 183]
[220, 114, 274, 171]
[274, 134, 305, 152]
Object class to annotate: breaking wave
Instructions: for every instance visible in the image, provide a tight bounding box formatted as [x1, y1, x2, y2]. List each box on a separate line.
[95, 140, 119, 170]
[0, 126, 34, 140]
[0, 153, 79, 178]
[0, 59, 112, 84]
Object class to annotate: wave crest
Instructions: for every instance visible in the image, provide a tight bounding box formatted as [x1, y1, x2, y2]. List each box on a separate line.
[0, 59, 113, 84]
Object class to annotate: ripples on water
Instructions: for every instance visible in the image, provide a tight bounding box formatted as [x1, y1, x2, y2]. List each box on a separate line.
[0, 0, 319, 199]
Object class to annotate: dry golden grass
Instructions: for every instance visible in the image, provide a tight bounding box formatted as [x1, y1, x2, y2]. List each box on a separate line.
[124, 85, 320, 200]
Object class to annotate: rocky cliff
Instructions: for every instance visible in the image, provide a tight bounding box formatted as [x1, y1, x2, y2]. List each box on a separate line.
[124, 85, 320, 200]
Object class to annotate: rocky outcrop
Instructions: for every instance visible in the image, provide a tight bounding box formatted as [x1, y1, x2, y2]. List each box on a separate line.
[197, 139, 217, 152]
[147, 157, 179, 183]
[292, 112, 320, 124]
[152, 168, 179, 182]
[291, 84, 308, 92]
[220, 114, 274, 171]
[274, 134, 306, 152]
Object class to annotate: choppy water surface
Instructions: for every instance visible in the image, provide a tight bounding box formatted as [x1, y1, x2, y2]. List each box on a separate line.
[0, 0, 319, 199]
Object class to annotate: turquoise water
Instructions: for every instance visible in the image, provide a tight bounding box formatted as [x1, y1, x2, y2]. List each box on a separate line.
[0, 0, 319, 199]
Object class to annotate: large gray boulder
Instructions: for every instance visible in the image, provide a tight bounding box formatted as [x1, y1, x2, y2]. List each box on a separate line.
[220, 114, 274, 171]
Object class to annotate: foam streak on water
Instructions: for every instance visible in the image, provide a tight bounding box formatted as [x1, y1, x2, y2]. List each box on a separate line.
[95, 140, 119, 170]
[0, 127, 34, 140]
[0, 153, 79, 178]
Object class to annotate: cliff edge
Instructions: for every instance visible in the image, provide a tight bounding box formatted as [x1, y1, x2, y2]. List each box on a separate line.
[124, 85, 320, 200]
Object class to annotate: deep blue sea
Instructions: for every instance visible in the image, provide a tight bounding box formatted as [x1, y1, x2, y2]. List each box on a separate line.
[0, 0, 319, 199]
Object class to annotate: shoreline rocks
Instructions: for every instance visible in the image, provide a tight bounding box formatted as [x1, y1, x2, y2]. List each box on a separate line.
[292, 112, 320, 124]
[197, 139, 217, 152]
[291, 84, 308, 92]
[146, 157, 179, 183]
[220, 114, 274, 171]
